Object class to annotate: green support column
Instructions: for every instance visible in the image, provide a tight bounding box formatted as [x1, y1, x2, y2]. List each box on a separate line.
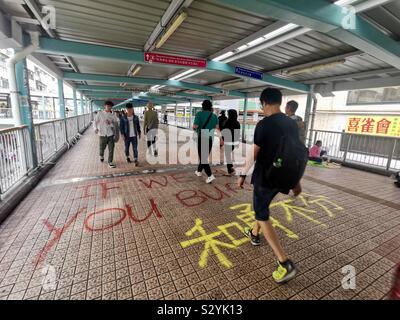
[85, 97, 89, 113]
[58, 79, 65, 119]
[15, 59, 38, 167]
[242, 97, 248, 142]
[304, 93, 313, 148]
[80, 93, 84, 115]
[73, 88, 77, 116]
[189, 101, 192, 127]
[41, 95, 46, 119]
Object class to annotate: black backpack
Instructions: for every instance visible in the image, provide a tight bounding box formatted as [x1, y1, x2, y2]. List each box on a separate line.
[265, 133, 308, 191]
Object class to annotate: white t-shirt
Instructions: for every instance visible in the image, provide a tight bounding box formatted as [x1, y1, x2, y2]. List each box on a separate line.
[128, 116, 136, 138]
[94, 111, 118, 137]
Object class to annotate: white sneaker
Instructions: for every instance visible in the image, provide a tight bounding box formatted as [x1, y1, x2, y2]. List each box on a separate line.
[206, 175, 216, 184]
[195, 171, 202, 177]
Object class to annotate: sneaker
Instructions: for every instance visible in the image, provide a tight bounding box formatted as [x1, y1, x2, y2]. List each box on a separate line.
[243, 227, 260, 246]
[272, 260, 297, 284]
[134, 160, 139, 167]
[100, 156, 104, 163]
[206, 175, 216, 184]
[195, 171, 202, 177]
[126, 157, 132, 163]
[154, 150, 158, 157]
[108, 162, 116, 168]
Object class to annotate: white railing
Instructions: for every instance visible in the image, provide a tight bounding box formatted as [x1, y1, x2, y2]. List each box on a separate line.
[1, 113, 92, 195]
[0, 126, 33, 194]
[310, 130, 400, 172]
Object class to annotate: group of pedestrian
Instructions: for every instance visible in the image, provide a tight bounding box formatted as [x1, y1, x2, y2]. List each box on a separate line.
[93, 101, 159, 168]
[192, 89, 308, 284]
[94, 90, 309, 285]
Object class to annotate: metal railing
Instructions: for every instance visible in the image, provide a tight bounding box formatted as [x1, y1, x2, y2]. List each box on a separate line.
[1, 113, 92, 195]
[0, 126, 33, 194]
[309, 130, 400, 172]
[159, 115, 191, 129]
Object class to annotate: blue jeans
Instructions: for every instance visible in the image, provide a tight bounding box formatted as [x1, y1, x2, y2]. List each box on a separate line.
[125, 136, 138, 160]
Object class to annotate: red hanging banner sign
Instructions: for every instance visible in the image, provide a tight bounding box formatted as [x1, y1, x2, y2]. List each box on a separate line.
[144, 52, 207, 68]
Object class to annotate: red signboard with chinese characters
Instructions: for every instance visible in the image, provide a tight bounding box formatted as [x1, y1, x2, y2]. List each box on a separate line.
[345, 116, 400, 137]
[144, 52, 207, 68]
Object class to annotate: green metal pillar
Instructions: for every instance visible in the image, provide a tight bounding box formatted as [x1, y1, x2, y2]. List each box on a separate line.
[242, 97, 248, 142]
[80, 93, 84, 115]
[58, 79, 65, 119]
[41, 95, 46, 119]
[73, 88, 77, 116]
[304, 93, 313, 148]
[15, 58, 38, 167]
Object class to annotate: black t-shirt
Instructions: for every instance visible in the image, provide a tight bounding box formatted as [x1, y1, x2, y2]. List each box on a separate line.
[222, 119, 241, 143]
[252, 113, 299, 187]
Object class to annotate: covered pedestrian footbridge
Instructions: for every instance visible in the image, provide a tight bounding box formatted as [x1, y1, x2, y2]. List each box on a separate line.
[0, 0, 399, 300]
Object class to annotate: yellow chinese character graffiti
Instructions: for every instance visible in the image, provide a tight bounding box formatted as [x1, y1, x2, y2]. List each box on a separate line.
[180, 218, 248, 268]
[271, 199, 327, 227]
[297, 193, 343, 218]
[231, 203, 299, 240]
[183, 194, 343, 269]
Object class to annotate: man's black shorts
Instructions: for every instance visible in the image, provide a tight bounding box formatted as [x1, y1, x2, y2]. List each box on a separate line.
[253, 184, 279, 221]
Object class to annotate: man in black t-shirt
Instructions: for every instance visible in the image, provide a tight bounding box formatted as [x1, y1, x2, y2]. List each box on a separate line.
[237, 88, 301, 284]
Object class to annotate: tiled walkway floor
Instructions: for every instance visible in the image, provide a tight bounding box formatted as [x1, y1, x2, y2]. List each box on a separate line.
[0, 125, 399, 300]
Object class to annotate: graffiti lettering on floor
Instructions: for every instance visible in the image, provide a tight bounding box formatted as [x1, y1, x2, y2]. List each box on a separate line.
[181, 193, 343, 269]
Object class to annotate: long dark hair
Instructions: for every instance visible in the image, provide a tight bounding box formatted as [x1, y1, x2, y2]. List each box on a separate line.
[227, 109, 238, 121]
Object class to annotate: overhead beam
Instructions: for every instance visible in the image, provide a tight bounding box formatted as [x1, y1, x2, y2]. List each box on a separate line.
[215, 0, 400, 70]
[64, 72, 246, 97]
[303, 67, 399, 84]
[315, 75, 400, 92]
[31, 36, 309, 93]
[75, 85, 211, 100]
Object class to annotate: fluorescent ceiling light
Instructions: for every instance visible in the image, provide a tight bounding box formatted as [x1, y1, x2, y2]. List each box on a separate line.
[237, 44, 249, 51]
[156, 10, 188, 49]
[169, 68, 196, 80]
[150, 85, 165, 91]
[334, 0, 358, 6]
[263, 23, 298, 40]
[178, 69, 204, 81]
[212, 51, 235, 62]
[246, 37, 266, 47]
[131, 65, 142, 76]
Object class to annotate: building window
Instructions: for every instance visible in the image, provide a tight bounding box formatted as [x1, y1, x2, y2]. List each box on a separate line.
[0, 77, 9, 89]
[347, 86, 400, 104]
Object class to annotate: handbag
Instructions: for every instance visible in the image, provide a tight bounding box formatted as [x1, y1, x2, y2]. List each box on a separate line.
[192, 112, 213, 142]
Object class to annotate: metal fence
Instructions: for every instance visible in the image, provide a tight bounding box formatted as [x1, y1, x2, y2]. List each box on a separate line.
[0, 126, 33, 194]
[309, 130, 400, 172]
[159, 115, 191, 128]
[1, 113, 92, 195]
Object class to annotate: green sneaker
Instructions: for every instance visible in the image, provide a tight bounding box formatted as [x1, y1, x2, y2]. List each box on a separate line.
[243, 227, 260, 246]
[272, 260, 297, 284]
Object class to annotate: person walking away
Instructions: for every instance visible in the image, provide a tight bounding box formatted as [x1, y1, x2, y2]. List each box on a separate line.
[222, 109, 240, 175]
[218, 110, 228, 131]
[93, 100, 119, 168]
[120, 103, 141, 166]
[143, 102, 159, 156]
[193, 100, 219, 184]
[237, 88, 308, 284]
[285, 100, 306, 144]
